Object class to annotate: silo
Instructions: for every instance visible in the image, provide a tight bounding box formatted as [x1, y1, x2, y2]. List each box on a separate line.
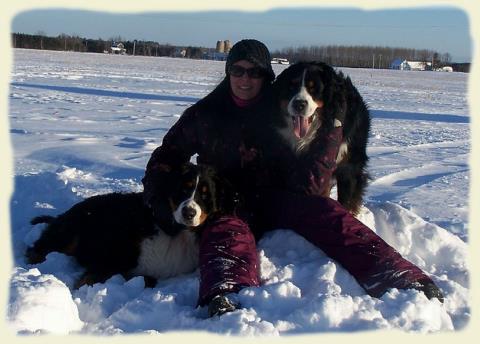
[216, 40, 225, 53]
[224, 40, 232, 53]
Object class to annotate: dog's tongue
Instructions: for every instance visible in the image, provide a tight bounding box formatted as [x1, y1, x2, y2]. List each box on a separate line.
[293, 116, 310, 138]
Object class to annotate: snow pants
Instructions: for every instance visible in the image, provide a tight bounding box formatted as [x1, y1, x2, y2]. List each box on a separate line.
[198, 216, 260, 306]
[197, 190, 433, 306]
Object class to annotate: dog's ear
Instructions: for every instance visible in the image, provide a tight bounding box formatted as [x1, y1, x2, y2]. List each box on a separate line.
[142, 165, 177, 215]
[320, 67, 347, 128]
[271, 69, 287, 99]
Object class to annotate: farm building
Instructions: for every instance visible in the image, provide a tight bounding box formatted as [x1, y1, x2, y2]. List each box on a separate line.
[390, 58, 432, 71]
[436, 66, 454, 72]
[110, 42, 126, 55]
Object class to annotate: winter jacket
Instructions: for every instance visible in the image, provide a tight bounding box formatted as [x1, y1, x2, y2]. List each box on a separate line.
[143, 84, 289, 219]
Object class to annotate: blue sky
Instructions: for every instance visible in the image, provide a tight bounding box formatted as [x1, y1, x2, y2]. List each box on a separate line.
[11, 7, 472, 62]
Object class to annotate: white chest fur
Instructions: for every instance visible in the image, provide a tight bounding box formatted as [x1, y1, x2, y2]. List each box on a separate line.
[130, 229, 199, 280]
[336, 142, 349, 164]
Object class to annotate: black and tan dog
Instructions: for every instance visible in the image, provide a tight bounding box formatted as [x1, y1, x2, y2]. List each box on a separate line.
[26, 163, 227, 288]
[273, 61, 371, 214]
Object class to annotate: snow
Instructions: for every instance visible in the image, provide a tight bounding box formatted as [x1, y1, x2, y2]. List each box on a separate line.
[4, 48, 471, 336]
[8, 267, 84, 335]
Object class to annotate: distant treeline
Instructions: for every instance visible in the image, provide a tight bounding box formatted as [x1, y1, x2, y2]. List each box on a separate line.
[12, 32, 470, 71]
[272, 45, 455, 70]
[11, 33, 207, 58]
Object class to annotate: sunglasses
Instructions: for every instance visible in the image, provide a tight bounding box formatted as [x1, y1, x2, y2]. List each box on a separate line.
[228, 65, 265, 79]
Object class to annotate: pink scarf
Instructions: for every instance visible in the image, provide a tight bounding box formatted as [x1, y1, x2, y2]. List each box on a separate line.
[230, 92, 262, 108]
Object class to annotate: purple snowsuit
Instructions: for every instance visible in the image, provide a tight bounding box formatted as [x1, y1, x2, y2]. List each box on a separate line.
[143, 84, 440, 307]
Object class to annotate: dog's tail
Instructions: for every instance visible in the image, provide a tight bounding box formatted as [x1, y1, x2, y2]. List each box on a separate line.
[30, 215, 55, 225]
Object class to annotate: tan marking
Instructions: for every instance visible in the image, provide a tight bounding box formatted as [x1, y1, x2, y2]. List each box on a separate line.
[154, 163, 171, 172]
[198, 212, 208, 225]
[279, 99, 289, 111]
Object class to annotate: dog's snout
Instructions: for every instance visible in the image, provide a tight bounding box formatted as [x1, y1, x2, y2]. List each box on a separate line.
[181, 206, 197, 220]
[292, 99, 308, 113]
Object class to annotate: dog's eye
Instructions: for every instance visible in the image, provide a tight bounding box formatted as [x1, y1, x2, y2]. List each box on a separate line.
[200, 186, 210, 199]
[184, 181, 195, 188]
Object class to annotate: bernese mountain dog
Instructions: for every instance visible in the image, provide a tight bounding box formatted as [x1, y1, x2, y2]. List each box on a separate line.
[25, 163, 227, 288]
[273, 61, 371, 214]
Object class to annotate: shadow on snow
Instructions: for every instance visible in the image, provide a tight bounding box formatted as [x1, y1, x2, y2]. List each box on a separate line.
[371, 109, 469, 124]
[10, 82, 201, 103]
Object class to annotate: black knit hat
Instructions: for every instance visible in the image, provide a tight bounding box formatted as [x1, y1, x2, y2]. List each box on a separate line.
[225, 39, 275, 81]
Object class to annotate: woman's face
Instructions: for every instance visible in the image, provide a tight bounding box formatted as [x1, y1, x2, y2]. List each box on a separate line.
[229, 60, 265, 100]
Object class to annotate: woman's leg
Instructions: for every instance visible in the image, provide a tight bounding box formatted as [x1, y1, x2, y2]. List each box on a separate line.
[260, 190, 442, 300]
[197, 215, 260, 308]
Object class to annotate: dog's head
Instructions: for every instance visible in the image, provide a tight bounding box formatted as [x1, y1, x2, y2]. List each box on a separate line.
[170, 163, 220, 228]
[273, 61, 346, 139]
[148, 163, 227, 235]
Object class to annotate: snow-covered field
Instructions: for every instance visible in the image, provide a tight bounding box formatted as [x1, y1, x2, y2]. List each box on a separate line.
[5, 49, 470, 335]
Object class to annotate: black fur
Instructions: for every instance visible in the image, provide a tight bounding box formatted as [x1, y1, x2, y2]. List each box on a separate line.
[273, 61, 371, 214]
[25, 163, 226, 288]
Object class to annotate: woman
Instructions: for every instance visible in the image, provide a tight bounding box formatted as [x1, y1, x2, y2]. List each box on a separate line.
[142, 39, 443, 317]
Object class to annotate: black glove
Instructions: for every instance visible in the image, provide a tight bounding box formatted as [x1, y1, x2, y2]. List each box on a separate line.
[208, 294, 239, 317]
[411, 280, 444, 303]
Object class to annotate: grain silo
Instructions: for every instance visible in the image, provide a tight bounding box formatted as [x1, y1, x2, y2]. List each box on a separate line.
[216, 40, 225, 53]
[224, 40, 232, 53]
